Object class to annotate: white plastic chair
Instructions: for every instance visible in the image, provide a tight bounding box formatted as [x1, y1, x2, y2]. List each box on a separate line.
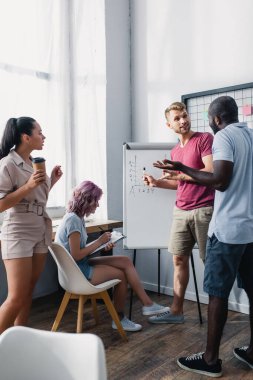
[48, 242, 127, 341]
[0, 326, 107, 380]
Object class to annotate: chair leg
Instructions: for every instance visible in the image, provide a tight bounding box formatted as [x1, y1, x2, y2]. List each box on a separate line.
[51, 291, 71, 332]
[91, 298, 99, 324]
[101, 291, 128, 342]
[77, 295, 85, 333]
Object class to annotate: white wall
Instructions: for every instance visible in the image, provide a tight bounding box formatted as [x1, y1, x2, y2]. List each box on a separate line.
[131, 0, 253, 141]
[128, 0, 253, 313]
[105, 0, 132, 220]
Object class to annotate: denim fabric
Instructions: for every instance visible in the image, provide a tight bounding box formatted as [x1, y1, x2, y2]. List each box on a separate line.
[204, 234, 253, 298]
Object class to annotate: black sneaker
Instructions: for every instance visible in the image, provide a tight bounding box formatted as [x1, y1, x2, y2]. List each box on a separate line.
[177, 352, 222, 378]
[233, 346, 253, 369]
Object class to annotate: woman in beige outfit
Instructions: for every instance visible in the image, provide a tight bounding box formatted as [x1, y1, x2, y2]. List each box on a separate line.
[0, 117, 62, 333]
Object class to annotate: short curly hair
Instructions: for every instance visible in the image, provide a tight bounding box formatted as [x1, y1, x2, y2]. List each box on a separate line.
[67, 180, 103, 218]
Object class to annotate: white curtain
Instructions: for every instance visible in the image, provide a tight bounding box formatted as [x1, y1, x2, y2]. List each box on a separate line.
[0, 0, 107, 217]
[70, 0, 107, 218]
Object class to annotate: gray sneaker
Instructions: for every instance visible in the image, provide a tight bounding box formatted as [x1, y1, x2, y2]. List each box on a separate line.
[112, 316, 142, 332]
[148, 311, 184, 324]
[142, 302, 170, 316]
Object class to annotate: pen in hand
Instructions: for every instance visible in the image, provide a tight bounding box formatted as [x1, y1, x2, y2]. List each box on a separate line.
[143, 167, 147, 184]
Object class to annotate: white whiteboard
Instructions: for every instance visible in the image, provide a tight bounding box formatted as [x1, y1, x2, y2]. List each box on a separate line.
[123, 142, 177, 249]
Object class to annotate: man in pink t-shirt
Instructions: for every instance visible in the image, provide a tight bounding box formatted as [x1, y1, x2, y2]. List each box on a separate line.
[144, 101, 214, 324]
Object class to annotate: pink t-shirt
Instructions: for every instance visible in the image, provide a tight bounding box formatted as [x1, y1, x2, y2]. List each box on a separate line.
[171, 132, 214, 210]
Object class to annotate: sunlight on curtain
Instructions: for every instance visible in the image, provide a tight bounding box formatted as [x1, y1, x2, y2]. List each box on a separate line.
[71, 0, 107, 218]
[0, 0, 107, 217]
[0, 0, 67, 207]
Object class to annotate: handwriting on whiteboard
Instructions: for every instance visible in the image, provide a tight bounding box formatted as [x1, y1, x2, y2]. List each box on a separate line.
[128, 155, 155, 196]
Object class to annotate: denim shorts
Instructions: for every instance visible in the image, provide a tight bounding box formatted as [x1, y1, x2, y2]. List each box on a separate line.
[204, 234, 253, 298]
[76, 258, 94, 280]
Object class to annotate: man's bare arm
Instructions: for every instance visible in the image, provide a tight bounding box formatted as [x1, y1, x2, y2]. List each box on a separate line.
[154, 159, 233, 191]
[143, 174, 178, 190]
[154, 153, 213, 183]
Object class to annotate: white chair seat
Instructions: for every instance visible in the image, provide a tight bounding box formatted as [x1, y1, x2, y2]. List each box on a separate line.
[0, 326, 107, 380]
[66, 279, 121, 295]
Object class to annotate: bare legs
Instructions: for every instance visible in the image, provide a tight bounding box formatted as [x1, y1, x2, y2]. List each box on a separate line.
[14, 254, 47, 326]
[247, 291, 253, 360]
[203, 296, 228, 365]
[171, 255, 189, 315]
[0, 253, 47, 333]
[241, 259, 253, 361]
[89, 256, 153, 313]
[91, 253, 191, 316]
[203, 280, 253, 365]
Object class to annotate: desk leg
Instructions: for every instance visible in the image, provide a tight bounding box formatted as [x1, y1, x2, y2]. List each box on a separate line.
[128, 249, 136, 320]
[158, 249, 161, 296]
[190, 253, 203, 324]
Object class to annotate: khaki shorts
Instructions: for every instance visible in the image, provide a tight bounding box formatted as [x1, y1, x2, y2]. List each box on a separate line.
[1, 212, 49, 259]
[169, 206, 213, 261]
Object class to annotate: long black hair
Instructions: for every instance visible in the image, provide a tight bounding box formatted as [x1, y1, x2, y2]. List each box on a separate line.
[0, 117, 36, 159]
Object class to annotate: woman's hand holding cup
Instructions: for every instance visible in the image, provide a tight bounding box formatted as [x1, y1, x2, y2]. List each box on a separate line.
[27, 157, 46, 188]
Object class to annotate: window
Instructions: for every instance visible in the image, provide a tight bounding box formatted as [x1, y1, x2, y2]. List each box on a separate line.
[0, 0, 107, 217]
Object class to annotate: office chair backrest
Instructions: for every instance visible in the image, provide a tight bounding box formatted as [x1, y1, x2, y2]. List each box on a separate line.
[49, 242, 99, 295]
[0, 326, 107, 380]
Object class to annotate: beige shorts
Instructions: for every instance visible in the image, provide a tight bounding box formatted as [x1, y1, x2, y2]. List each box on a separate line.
[1, 212, 49, 259]
[169, 206, 213, 261]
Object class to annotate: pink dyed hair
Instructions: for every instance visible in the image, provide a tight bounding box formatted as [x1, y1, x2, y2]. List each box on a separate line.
[67, 180, 103, 217]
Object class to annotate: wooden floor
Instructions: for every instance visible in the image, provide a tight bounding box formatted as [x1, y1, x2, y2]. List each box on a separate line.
[29, 289, 252, 379]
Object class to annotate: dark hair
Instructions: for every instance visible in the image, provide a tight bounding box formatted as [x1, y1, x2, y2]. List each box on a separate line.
[67, 180, 103, 218]
[0, 117, 36, 159]
[208, 96, 238, 125]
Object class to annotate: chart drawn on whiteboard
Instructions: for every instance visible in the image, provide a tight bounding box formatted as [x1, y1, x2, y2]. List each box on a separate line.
[128, 153, 168, 196]
[128, 155, 155, 197]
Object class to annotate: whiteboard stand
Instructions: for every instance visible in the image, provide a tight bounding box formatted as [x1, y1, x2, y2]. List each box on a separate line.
[158, 249, 161, 295]
[128, 250, 136, 320]
[128, 249, 161, 320]
[123, 143, 202, 323]
[190, 253, 203, 324]
[124, 142, 177, 321]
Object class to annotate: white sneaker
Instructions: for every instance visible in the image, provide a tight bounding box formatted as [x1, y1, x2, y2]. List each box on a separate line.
[142, 302, 170, 316]
[112, 316, 142, 332]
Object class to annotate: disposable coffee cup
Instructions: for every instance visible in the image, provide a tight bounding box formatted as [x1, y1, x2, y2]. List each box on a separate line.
[32, 157, 46, 172]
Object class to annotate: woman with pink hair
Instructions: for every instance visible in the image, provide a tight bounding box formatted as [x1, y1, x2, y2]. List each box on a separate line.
[56, 180, 169, 332]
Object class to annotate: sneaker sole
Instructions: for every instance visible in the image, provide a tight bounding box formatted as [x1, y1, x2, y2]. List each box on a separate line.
[112, 326, 142, 332]
[142, 307, 170, 316]
[233, 350, 253, 369]
[177, 359, 222, 378]
[148, 318, 184, 324]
